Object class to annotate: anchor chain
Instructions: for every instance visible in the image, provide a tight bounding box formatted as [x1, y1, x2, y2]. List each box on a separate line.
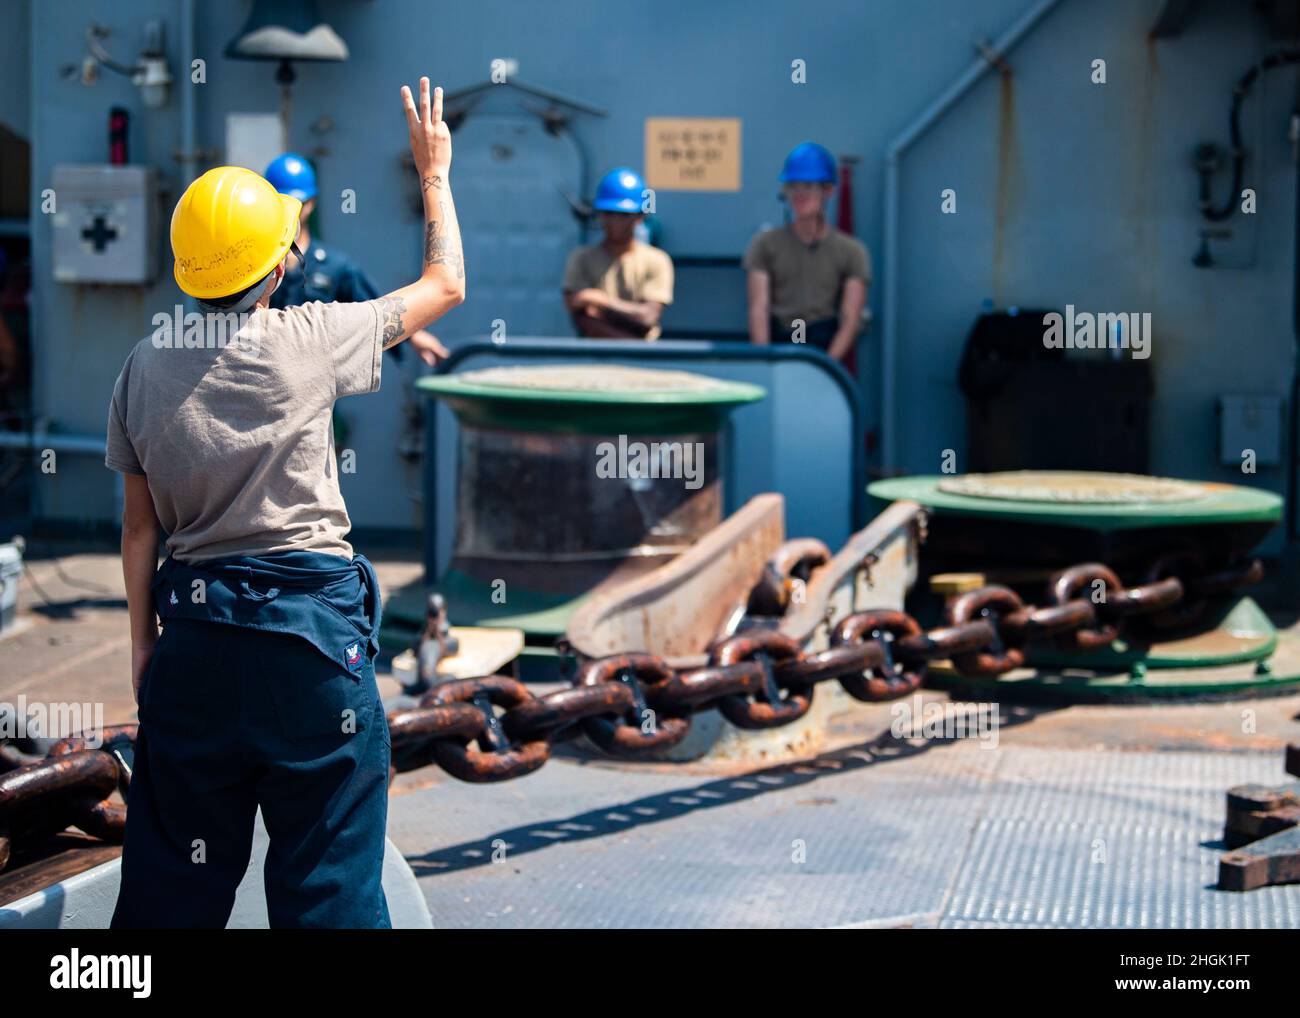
[0, 726, 136, 873]
[0, 552, 1265, 864]
[382, 552, 1264, 781]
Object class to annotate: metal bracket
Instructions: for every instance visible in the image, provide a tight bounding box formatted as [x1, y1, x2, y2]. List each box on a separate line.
[973, 37, 1013, 76]
[755, 652, 781, 705]
[472, 691, 507, 752]
[615, 666, 653, 733]
[1218, 744, 1300, 890]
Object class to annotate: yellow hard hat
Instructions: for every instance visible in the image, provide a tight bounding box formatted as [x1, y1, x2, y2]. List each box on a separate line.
[170, 166, 302, 299]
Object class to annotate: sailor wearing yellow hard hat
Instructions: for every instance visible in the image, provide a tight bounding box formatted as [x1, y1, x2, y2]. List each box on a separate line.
[104, 77, 464, 928]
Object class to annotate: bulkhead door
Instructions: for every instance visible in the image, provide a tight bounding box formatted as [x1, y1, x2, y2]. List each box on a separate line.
[438, 113, 583, 342]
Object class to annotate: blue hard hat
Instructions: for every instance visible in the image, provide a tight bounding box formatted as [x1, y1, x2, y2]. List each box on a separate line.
[264, 152, 318, 202]
[779, 142, 837, 183]
[593, 167, 646, 213]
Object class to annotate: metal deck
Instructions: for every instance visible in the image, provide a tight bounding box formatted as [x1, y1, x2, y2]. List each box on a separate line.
[385, 701, 1300, 929]
[9, 552, 1300, 929]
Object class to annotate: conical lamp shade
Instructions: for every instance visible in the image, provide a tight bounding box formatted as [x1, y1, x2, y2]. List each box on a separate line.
[225, 0, 349, 62]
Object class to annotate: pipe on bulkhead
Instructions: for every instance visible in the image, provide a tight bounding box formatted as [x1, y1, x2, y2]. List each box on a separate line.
[178, 0, 198, 313]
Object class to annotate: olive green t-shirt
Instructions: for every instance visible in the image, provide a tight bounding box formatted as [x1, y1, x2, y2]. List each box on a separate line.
[562, 241, 674, 339]
[743, 226, 871, 327]
[105, 299, 385, 563]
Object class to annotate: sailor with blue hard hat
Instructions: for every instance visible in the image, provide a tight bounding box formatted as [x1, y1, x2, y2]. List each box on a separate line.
[264, 151, 318, 202]
[744, 142, 871, 363]
[778, 141, 839, 184]
[563, 167, 674, 340]
[264, 152, 449, 366]
[593, 167, 644, 212]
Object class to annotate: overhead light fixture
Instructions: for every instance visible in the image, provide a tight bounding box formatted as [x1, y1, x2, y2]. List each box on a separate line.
[225, 0, 349, 139]
[225, 0, 348, 64]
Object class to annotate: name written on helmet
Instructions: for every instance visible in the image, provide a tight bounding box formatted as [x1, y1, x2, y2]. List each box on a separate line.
[174, 236, 257, 279]
[151, 305, 264, 354]
[176, 237, 272, 294]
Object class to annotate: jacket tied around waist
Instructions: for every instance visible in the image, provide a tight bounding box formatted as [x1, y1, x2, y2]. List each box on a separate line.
[150, 549, 383, 673]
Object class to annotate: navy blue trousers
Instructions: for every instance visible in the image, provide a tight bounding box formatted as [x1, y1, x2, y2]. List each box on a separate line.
[111, 618, 392, 928]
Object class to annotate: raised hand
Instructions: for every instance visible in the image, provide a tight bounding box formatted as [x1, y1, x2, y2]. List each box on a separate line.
[375, 76, 464, 348]
[400, 77, 452, 188]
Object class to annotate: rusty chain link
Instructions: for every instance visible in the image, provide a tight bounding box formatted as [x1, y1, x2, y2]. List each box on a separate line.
[0, 553, 1266, 867]
[746, 538, 833, 616]
[381, 552, 1265, 781]
[0, 725, 136, 873]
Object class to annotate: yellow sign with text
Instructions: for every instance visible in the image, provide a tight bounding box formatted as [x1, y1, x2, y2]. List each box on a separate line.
[644, 117, 742, 192]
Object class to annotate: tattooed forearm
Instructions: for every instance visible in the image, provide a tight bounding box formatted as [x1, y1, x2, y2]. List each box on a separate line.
[375, 296, 407, 349]
[421, 174, 444, 192]
[423, 208, 464, 279]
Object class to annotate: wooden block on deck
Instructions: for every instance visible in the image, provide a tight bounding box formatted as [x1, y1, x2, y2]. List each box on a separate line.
[930, 572, 986, 595]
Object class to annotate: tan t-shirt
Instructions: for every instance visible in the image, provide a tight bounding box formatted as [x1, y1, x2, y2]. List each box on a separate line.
[105, 299, 385, 563]
[743, 226, 871, 327]
[562, 241, 674, 339]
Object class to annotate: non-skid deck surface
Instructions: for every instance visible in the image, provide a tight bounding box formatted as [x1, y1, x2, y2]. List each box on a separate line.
[386, 735, 1300, 928]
